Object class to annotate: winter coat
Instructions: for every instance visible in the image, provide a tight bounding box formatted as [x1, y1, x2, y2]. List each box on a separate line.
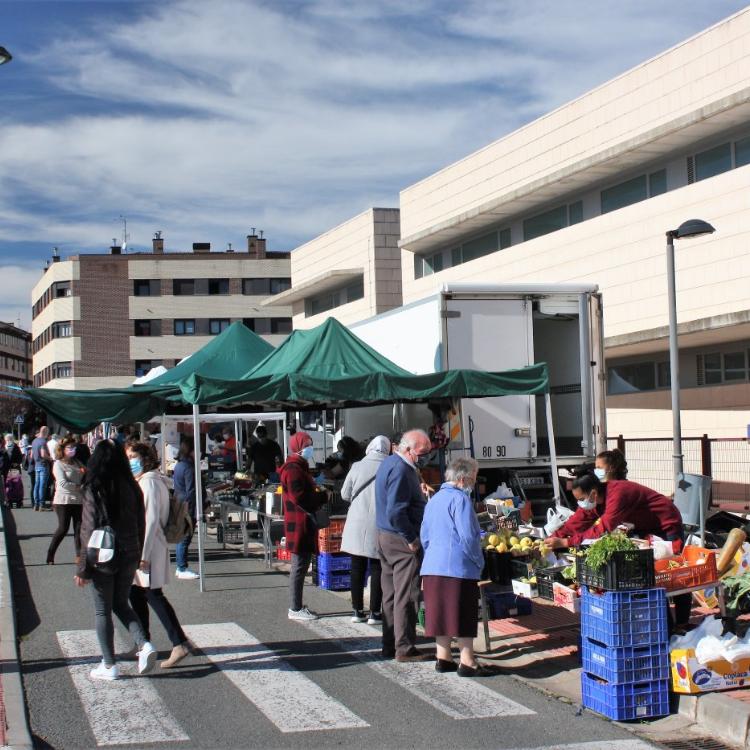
[52, 459, 85, 505]
[173, 457, 196, 518]
[77, 477, 145, 579]
[280, 453, 322, 556]
[341, 436, 390, 559]
[133, 470, 171, 589]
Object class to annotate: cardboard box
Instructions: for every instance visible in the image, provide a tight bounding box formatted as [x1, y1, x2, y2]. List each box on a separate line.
[553, 581, 581, 613]
[512, 578, 539, 598]
[670, 648, 750, 693]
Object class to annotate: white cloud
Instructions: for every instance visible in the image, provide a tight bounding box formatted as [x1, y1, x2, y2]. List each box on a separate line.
[0, 265, 42, 330]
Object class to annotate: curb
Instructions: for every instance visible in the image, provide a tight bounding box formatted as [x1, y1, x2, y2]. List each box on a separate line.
[0, 507, 33, 750]
[677, 691, 750, 748]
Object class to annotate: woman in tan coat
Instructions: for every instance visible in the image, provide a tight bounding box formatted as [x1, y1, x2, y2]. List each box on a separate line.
[47, 435, 85, 565]
[125, 441, 191, 669]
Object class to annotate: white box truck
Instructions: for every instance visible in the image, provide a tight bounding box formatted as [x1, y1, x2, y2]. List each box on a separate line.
[345, 284, 606, 514]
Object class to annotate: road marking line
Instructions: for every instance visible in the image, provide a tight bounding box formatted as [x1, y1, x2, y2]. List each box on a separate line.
[301, 616, 536, 720]
[511, 743, 656, 750]
[183, 622, 368, 733]
[56, 630, 188, 746]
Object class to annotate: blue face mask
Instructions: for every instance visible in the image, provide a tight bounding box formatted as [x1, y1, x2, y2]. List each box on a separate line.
[300, 445, 315, 463]
[129, 457, 143, 475]
[594, 467, 607, 482]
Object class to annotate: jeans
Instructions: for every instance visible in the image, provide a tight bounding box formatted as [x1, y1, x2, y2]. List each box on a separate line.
[33, 464, 49, 508]
[175, 531, 193, 571]
[289, 551, 313, 611]
[129, 586, 187, 647]
[91, 556, 147, 666]
[47, 504, 83, 561]
[350, 555, 382, 614]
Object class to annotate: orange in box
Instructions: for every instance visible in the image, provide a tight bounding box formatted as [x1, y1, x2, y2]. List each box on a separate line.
[654, 547, 718, 593]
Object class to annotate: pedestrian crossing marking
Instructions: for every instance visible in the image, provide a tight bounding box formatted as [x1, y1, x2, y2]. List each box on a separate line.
[183, 622, 369, 733]
[56, 630, 189, 746]
[513, 743, 656, 750]
[300, 615, 536, 720]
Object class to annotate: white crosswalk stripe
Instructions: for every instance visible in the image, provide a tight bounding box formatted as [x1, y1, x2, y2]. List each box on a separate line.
[56, 630, 189, 746]
[512, 743, 656, 750]
[299, 615, 536, 720]
[183, 622, 369, 733]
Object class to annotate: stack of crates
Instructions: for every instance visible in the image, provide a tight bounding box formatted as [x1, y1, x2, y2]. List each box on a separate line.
[315, 552, 352, 591]
[580, 587, 670, 721]
[318, 519, 346, 553]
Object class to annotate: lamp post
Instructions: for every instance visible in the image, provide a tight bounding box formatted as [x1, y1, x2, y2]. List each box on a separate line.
[666, 219, 715, 493]
[0, 47, 12, 66]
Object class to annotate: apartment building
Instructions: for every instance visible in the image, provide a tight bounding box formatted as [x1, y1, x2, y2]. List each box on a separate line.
[0, 320, 31, 391]
[267, 208, 402, 329]
[31, 232, 292, 389]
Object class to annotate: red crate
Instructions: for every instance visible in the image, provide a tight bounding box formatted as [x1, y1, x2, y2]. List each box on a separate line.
[654, 547, 717, 592]
[276, 547, 292, 561]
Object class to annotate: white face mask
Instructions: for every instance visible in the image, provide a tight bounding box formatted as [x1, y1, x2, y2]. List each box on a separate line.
[577, 494, 597, 511]
[594, 467, 607, 482]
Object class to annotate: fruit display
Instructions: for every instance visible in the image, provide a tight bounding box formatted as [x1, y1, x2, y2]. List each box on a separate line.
[483, 530, 548, 557]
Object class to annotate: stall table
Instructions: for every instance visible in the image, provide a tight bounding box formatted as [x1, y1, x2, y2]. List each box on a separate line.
[258, 510, 285, 568]
[215, 499, 258, 557]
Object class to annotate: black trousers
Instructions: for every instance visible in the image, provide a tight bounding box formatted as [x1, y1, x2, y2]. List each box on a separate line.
[129, 585, 187, 647]
[47, 504, 83, 561]
[350, 555, 382, 613]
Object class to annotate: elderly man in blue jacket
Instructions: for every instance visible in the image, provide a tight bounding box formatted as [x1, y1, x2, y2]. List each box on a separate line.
[376, 428, 433, 662]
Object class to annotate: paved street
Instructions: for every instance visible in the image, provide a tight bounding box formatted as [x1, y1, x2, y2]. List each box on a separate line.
[5, 505, 660, 750]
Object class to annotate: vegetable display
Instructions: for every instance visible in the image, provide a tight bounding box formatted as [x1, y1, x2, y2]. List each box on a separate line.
[583, 532, 636, 571]
[722, 570, 750, 611]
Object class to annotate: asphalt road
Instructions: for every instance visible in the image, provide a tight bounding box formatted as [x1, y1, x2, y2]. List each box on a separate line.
[7, 502, 661, 750]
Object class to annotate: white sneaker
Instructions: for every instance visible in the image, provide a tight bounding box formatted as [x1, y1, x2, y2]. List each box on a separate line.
[288, 607, 318, 621]
[90, 661, 118, 681]
[138, 642, 157, 674]
[351, 610, 367, 623]
[176, 569, 200, 580]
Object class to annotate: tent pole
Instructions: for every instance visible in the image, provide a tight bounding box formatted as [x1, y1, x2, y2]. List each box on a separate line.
[192, 404, 205, 592]
[282, 414, 288, 460]
[160, 413, 166, 474]
[544, 392, 560, 502]
[235, 418, 242, 469]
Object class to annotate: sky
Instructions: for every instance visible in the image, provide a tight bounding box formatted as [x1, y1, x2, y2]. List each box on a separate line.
[0, 0, 748, 329]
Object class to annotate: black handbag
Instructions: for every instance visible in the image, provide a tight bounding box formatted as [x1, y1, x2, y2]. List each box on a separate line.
[86, 491, 118, 574]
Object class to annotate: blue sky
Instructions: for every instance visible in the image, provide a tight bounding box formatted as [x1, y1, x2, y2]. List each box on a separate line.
[0, 0, 747, 328]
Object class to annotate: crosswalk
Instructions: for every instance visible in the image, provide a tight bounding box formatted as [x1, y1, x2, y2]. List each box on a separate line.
[56, 618, 658, 748]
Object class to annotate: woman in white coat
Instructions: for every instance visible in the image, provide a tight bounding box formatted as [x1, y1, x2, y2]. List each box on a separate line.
[341, 435, 390, 624]
[125, 441, 191, 669]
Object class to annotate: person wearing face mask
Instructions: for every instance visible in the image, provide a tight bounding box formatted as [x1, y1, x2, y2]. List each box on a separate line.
[546, 473, 606, 548]
[281, 431, 323, 621]
[594, 448, 628, 482]
[375, 428, 434, 662]
[46, 436, 86, 564]
[249, 424, 283, 481]
[420, 457, 490, 677]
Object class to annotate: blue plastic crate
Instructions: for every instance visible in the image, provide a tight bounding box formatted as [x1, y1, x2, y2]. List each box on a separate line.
[317, 552, 352, 574]
[485, 591, 533, 619]
[581, 672, 670, 721]
[317, 571, 351, 591]
[581, 587, 667, 647]
[582, 638, 669, 684]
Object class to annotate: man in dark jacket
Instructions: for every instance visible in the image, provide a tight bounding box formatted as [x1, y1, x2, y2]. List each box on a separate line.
[249, 425, 283, 480]
[281, 431, 322, 621]
[376, 428, 432, 662]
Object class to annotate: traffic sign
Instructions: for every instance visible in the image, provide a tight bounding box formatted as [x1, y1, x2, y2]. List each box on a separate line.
[14, 415, 24, 424]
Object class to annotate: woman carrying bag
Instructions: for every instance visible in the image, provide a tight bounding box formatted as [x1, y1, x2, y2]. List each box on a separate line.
[341, 436, 389, 624]
[74, 440, 157, 681]
[125, 441, 192, 669]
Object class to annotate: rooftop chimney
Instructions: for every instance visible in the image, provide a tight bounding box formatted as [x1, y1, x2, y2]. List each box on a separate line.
[110, 238, 121, 255]
[192, 242, 211, 253]
[226, 242, 234, 253]
[152, 231, 164, 254]
[247, 230, 266, 259]
[51, 246, 60, 263]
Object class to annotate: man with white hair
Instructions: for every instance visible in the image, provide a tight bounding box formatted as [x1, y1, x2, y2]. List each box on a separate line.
[375, 428, 433, 662]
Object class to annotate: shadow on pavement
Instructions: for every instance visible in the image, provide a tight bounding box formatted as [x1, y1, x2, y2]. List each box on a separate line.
[3, 507, 42, 638]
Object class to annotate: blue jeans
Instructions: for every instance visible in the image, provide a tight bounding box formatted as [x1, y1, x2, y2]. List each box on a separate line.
[33, 464, 49, 508]
[175, 531, 193, 571]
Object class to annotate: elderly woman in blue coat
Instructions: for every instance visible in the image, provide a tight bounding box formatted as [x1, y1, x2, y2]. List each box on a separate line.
[420, 456, 488, 677]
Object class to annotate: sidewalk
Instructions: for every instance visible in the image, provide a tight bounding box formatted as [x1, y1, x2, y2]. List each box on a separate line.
[0, 507, 33, 749]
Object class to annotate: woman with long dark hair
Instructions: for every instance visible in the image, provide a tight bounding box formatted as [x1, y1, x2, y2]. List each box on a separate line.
[46, 435, 85, 565]
[74, 440, 157, 681]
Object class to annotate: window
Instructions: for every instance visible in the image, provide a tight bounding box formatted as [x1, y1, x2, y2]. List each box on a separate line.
[695, 142, 732, 182]
[134, 360, 161, 378]
[244, 317, 293, 335]
[209, 318, 230, 335]
[568, 201, 583, 225]
[133, 279, 154, 296]
[208, 278, 229, 295]
[656, 361, 671, 388]
[607, 362, 656, 394]
[51, 361, 72, 379]
[462, 231, 499, 262]
[243, 278, 268, 295]
[423, 252, 443, 276]
[53, 321, 72, 338]
[413, 254, 424, 280]
[702, 353, 722, 385]
[451, 247, 462, 267]
[133, 320, 152, 337]
[736, 136, 750, 169]
[499, 228, 512, 249]
[345, 278, 364, 302]
[53, 281, 72, 298]
[173, 279, 195, 296]
[601, 175, 648, 214]
[174, 319, 195, 336]
[271, 317, 293, 334]
[304, 275, 365, 317]
[270, 278, 292, 295]
[523, 205, 568, 241]
[649, 169, 667, 196]
[723, 351, 746, 381]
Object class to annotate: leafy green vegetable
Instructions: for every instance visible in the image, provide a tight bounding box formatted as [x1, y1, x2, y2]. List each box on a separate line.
[561, 564, 576, 581]
[584, 532, 637, 570]
[722, 571, 750, 611]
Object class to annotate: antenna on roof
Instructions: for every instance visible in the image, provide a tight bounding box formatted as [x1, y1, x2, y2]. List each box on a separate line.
[118, 215, 129, 252]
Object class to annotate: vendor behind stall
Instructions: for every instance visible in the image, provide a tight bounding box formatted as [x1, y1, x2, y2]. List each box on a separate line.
[249, 425, 283, 481]
[594, 448, 628, 482]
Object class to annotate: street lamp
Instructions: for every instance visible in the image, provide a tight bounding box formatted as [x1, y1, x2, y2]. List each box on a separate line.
[0, 47, 12, 65]
[666, 218, 716, 491]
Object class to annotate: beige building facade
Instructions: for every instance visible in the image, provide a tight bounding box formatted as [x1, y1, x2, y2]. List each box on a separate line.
[31, 233, 292, 389]
[396, 8, 750, 439]
[269, 208, 402, 328]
